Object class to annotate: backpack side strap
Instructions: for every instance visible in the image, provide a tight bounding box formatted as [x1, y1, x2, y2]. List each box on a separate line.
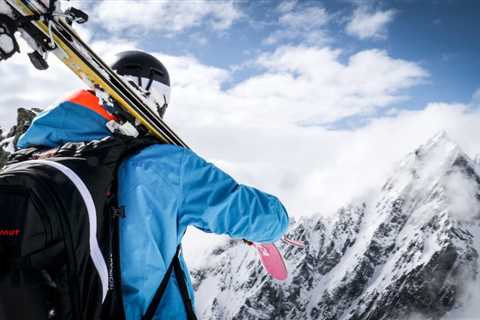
[173, 250, 198, 320]
[142, 246, 197, 320]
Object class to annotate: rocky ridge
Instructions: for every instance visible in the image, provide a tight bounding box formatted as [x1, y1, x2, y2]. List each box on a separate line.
[0, 108, 39, 167]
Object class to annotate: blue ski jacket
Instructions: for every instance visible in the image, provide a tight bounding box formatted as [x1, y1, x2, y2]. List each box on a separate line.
[17, 90, 289, 319]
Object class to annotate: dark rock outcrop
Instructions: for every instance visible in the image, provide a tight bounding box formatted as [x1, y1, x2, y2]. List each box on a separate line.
[0, 108, 40, 167]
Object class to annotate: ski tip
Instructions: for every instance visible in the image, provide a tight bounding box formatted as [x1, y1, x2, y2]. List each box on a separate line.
[254, 243, 288, 281]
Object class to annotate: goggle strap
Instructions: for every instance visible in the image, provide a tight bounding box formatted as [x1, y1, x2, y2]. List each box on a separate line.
[145, 77, 154, 91]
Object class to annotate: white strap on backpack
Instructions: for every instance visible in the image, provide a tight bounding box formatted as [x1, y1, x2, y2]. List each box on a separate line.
[17, 159, 109, 302]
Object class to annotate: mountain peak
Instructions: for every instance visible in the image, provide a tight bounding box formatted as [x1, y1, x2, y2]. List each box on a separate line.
[394, 132, 469, 180]
[381, 132, 476, 203]
[429, 130, 448, 142]
[415, 131, 460, 158]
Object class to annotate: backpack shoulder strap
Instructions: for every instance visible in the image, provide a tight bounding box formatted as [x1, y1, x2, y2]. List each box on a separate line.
[6, 146, 48, 164]
[142, 246, 197, 320]
[7, 134, 158, 166]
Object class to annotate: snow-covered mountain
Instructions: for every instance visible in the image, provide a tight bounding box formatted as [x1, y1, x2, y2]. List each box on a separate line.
[192, 132, 480, 320]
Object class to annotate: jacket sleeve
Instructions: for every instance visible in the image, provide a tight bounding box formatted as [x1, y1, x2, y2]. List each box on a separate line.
[179, 148, 289, 243]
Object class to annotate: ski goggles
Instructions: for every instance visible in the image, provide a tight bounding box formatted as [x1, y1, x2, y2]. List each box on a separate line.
[146, 79, 171, 118]
[0, 14, 20, 61]
[125, 75, 171, 118]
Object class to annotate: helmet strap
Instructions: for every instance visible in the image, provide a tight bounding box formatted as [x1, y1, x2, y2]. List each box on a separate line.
[156, 95, 168, 118]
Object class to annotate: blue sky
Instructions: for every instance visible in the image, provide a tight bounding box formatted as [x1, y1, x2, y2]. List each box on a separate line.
[384, 0, 480, 107]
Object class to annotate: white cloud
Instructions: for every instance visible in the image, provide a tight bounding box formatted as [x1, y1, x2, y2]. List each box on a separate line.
[346, 7, 396, 40]
[472, 87, 480, 107]
[0, 50, 82, 129]
[228, 46, 427, 125]
[276, 0, 298, 14]
[91, 0, 241, 35]
[279, 6, 330, 29]
[445, 171, 480, 221]
[265, 3, 330, 45]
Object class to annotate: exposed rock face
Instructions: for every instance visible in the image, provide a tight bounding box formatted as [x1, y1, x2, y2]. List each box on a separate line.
[0, 131, 8, 168]
[0, 108, 40, 167]
[193, 133, 480, 320]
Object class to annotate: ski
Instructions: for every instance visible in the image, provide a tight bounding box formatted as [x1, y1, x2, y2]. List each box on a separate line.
[2, 0, 188, 147]
[253, 243, 288, 281]
[243, 240, 288, 280]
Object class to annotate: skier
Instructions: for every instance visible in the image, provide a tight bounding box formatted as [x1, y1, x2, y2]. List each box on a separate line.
[15, 50, 289, 319]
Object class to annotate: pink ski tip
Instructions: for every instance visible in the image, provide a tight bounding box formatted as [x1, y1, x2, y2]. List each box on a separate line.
[254, 243, 288, 281]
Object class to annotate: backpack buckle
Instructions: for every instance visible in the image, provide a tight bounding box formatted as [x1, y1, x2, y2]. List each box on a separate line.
[112, 206, 125, 218]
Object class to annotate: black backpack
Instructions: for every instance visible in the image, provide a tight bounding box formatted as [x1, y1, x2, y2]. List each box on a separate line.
[0, 135, 197, 320]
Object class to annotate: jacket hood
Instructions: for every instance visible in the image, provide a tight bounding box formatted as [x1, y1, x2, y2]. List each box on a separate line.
[17, 92, 112, 149]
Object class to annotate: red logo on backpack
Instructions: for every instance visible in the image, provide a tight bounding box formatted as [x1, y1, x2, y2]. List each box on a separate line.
[0, 229, 20, 236]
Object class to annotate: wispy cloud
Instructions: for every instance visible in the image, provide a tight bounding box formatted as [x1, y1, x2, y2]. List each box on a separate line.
[277, 0, 297, 14]
[346, 7, 396, 40]
[90, 0, 242, 35]
[472, 88, 480, 107]
[265, 2, 330, 45]
[279, 6, 330, 29]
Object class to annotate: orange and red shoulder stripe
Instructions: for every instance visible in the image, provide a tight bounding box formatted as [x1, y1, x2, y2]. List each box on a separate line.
[67, 90, 118, 121]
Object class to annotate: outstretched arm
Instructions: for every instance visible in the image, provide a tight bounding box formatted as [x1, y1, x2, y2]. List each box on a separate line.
[179, 149, 289, 243]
